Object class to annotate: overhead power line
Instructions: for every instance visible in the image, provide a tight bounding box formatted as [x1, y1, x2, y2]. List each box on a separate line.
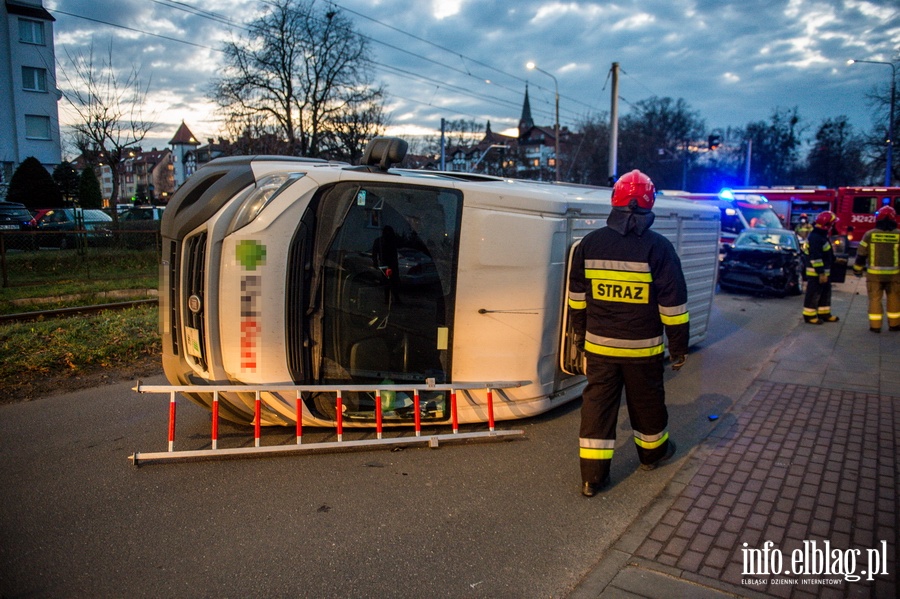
[51, 1, 603, 132]
[49, 9, 222, 53]
[328, 0, 603, 115]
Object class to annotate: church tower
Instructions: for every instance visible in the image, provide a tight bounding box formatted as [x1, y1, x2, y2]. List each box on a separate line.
[518, 84, 534, 137]
[168, 121, 200, 187]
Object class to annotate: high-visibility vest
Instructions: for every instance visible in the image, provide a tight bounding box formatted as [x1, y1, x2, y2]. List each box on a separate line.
[854, 226, 900, 279]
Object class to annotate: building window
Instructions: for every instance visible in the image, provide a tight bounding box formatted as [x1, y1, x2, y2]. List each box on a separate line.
[22, 67, 48, 92]
[18, 19, 45, 45]
[24, 115, 51, 140]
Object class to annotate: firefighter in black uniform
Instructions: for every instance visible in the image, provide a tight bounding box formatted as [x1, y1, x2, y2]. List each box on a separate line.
[853, 205, 900, 332]
[802, 211, 840, 324]
[567, 170, 689, 497]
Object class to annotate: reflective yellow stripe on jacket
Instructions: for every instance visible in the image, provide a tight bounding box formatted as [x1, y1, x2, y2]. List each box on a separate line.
[584, 332, 665, 358]
[568, 290, 587, 310]
[584, 260, 653, 305]
[659, 303, 689, 326]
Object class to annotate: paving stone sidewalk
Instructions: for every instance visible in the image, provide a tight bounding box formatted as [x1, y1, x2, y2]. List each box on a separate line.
[569, 277, 899, 599]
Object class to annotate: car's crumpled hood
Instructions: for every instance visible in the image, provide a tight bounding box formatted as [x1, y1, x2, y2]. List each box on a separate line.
[725, 248, 792, 269]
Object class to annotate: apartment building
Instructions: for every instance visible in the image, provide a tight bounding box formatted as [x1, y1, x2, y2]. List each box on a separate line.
[1, 0, 61, 189]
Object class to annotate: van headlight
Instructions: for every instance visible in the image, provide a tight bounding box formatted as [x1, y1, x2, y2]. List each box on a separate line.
[225, 172, 304, 235]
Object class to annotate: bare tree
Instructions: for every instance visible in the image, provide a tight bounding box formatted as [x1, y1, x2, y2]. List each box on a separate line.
[567, 113, 610, 186]
[861, 79, 899, 185]
[741, 107, 805, 186]
[618, 96, 706, 190]
[323, 93, 387, 163]
[803, 117, 866, 187]
[211, 0, 386, 158]
[60, 43, 154, 218]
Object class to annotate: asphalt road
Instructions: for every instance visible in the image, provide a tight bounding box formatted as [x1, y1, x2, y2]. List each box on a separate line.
[0, 290, 804, 598]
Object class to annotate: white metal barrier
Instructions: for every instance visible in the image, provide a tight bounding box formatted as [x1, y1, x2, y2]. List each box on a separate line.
[130, 380, 529, 464]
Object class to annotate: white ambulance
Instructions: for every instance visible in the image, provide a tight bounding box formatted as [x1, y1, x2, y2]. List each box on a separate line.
[160, 138, 720, 427]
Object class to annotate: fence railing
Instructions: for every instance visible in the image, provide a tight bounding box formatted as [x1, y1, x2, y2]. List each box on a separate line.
[0, 230, 160, 290]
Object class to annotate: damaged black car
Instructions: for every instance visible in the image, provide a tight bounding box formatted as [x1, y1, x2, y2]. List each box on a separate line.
[718, 228, 804, 297]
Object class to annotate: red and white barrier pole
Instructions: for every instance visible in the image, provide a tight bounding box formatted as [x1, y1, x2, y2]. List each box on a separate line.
[486, 388, 495, 432]
[336, 390, 343, 442]
[212, 391, 219, 450]
[167, 391, 177, 452]
[254, 391, 261, 448]
[296, 391, 303, 445]
[414, 389, 422, 437]
[451, 390, 459, 434]
[375, 390, 383, 440]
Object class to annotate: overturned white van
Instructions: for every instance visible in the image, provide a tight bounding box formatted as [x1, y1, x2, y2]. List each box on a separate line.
[159, 138, 720, 427]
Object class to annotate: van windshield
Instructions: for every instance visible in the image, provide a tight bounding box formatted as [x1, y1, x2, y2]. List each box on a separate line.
[304, 182, 463, 420]
[741, 206, 781, 229]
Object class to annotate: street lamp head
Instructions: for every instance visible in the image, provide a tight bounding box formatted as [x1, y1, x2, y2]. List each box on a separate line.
[526, 61, 536, 70]
[847, 59, 856, 65]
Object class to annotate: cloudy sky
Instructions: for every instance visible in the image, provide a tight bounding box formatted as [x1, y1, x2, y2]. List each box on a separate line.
[46, 0, 899, 154]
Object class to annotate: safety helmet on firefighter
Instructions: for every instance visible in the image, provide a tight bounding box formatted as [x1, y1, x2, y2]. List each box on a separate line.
[611, 170, 656, 210]
[875, 205, 897, 222]
[814, 211, 837, 229]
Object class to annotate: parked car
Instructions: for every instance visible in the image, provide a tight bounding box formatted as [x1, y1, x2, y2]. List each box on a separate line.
[0, 201, 36, 251]
[719, 228, 804, 297]
[32, 208, 113, 249]
[119, 206, 165, 228]
[119, 206, 165, 249]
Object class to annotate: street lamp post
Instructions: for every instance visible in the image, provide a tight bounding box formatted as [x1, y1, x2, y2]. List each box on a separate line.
[849, 59, 896, 187]
[526, 61, 561, 182]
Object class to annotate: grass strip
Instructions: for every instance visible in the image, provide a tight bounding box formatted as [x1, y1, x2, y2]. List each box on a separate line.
[0, 305, 161, 393]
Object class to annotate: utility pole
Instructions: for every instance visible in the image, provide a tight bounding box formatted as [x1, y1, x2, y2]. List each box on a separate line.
[744, 140, 752, 186]
[440, 118, 446, 171]
[609, 62, 619, 185]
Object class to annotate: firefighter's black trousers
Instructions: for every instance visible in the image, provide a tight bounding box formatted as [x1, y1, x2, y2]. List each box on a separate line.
[579, 356, 670, 485]
[803, 277, 833, 321]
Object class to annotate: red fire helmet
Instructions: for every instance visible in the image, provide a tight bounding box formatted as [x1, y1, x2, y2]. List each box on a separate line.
[814, 211, 837, 229]
[611, 170, 656, 210]
[875, 205, 897, 222]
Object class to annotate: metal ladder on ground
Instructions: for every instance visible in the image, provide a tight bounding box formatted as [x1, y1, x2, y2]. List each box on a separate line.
[130, 380, 530, 465]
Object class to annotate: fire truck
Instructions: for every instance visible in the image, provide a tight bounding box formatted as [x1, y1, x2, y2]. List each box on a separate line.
[663, 189, 782, 248]
[728, 187, 834, 229]
[732, 186, 900, 250]
[832, 187, 900, 249]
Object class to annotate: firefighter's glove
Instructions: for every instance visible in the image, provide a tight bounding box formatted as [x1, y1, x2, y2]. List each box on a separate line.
[670, 355, 686, 371]
[818, 273, 829, 284]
